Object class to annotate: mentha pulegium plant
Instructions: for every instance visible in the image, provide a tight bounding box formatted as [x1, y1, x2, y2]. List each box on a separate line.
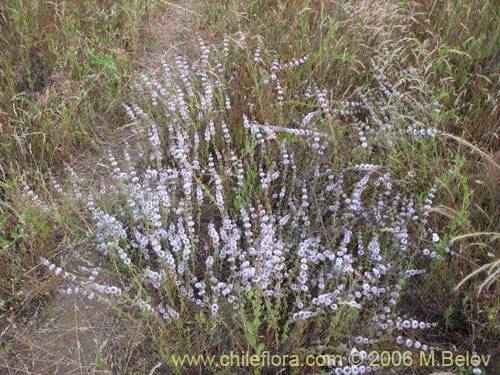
[46, 38, 453, 373]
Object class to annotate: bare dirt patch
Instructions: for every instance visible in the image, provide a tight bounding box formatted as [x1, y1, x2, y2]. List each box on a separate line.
[3, 289, 145, 375]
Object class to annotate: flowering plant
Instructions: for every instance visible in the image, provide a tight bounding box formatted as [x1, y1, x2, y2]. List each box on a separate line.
[45, 38, 451, 374]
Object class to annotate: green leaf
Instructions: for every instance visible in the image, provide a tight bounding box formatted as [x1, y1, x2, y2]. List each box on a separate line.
[246, 320, 255, 334]
[247, 335, 256, 347]
[257, 343, 266, 354]
[233, 197, 246, 208]
[347, 307, 360, 319]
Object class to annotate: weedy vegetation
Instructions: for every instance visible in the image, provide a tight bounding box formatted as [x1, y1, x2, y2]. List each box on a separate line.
[0, 0, 159, 361]
[1, 0, 499, 374]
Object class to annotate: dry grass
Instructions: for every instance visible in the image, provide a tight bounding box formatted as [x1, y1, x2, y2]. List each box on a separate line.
[1, 0, 499, 373]
[0, 0, 155, 172]
[196, 0, 500, 372]
[0, 3, 164, 369]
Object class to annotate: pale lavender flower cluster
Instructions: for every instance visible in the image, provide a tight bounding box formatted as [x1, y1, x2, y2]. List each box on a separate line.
[40, 257, 123, 302]
[326, 58, 442, 150]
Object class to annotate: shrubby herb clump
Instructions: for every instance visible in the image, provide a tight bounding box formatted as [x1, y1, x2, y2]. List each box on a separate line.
[46, 39, 454, 373]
